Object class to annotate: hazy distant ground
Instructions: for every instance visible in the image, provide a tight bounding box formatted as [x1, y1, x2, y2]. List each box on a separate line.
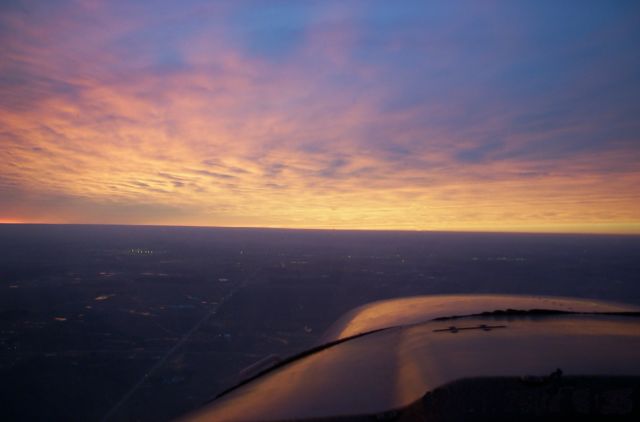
[1, 225, 639, 421]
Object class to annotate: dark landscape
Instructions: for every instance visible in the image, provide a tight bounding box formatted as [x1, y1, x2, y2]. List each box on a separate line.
[1, 224, 639, 421]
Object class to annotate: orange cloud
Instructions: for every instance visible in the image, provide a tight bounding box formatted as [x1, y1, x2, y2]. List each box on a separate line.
[1, 2, 639, 234]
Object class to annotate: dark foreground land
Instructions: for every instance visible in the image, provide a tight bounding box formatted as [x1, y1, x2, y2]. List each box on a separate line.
[1, 224, 639, 421]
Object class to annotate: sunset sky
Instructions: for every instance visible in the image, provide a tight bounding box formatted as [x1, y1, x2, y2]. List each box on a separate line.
[1, 1, 639, 233]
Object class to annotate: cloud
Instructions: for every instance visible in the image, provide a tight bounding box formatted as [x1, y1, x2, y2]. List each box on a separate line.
[0, 0, 639, 232]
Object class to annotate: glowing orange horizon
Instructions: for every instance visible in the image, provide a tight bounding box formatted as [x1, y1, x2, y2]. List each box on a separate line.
[0, 219, 25, 224]
[2, 220, 639, 236]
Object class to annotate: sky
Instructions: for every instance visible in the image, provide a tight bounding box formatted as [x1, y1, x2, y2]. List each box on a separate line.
[1, 0, 639, 233]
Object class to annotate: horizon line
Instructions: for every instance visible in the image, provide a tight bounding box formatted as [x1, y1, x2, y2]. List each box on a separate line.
[1, 222, 639, 237]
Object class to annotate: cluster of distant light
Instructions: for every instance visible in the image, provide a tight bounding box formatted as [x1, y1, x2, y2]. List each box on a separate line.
[128, 249, 155, 255]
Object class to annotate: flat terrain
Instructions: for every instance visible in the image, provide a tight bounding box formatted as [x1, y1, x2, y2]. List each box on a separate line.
[1, 225, 639, 421]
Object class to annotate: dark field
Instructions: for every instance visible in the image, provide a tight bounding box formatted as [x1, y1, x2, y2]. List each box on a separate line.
[1, 224, 639, 421]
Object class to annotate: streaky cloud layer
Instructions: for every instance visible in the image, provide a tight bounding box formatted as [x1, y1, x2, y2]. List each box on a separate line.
[1, 0, 639, 233]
